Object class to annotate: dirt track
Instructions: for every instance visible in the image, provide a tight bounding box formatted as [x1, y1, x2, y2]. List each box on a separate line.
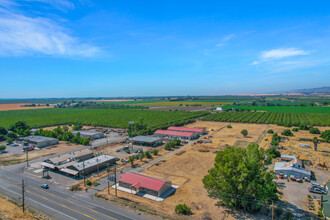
[0, 103, 53, 111]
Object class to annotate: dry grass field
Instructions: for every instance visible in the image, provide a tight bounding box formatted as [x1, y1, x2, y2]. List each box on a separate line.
[0, 142, 85, 165]
[0, 103, 53, 111]
[0, 194, 44, 220]
[97, 121, 271, 219]
[259, 125, 330, 167]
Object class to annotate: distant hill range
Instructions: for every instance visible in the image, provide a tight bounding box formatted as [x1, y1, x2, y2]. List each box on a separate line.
[285, 86, 330, 95]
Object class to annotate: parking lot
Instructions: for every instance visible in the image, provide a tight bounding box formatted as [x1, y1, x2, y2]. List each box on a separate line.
[275, 169, 329, 217]
[0, 142, 25, 155]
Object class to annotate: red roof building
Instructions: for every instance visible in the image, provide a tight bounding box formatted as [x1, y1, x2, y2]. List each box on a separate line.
[167, 126, 205, 134]
[119, 173, 172, 197]
[154, 130, 197, 140]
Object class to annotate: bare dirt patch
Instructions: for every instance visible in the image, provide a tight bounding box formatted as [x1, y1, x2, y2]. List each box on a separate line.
[0, 103, 53, 111]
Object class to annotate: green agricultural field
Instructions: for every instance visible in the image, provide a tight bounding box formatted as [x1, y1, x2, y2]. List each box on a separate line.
[133, 101, 232, 106]
[222, 105, 330, 113]
[202, 111, 330, 126]
[0, 108, 209, 132]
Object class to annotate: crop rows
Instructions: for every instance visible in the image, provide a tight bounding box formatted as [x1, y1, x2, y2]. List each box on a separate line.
[202, 112, 330, 126]
[222, 105, 330, 113]
[0, 108, 209, 130]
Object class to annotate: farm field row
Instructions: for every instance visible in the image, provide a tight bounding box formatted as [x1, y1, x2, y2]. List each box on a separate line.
[222, 105, 330, 113]
[202, 111, 330, 126]
[133, 101, 232, 106]
[0, 108, 209, 129]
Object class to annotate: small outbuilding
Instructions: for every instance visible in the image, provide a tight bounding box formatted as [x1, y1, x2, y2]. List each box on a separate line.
[119, 172, 172, 197]
[132, 136, 162, 146]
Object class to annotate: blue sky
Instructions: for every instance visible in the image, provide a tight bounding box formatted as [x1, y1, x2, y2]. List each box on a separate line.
[0, 0, 329, 98]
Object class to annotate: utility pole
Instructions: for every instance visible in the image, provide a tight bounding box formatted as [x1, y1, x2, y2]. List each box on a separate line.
[107, 165, 110, 195]
[114, 166, 117, 197]
[26, 150, 29, 167]
[272, 200, 274, 220]
[96, 154, 99, 177]
[129, 121, 134, 151]
[22, 180, 25, 213]
[83, 161, 86, 186]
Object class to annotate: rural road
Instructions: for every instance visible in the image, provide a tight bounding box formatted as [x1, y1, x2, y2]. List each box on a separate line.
[0, 163, 155, 220]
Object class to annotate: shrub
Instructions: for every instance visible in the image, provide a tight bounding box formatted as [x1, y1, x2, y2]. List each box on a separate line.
[86, 179, 92, 186]
[309, 127, 320, 134]
[152, 149, 158, 155]
[227, 125, 232, 128]
[93, 182, 100, 187]
[281, 129, 293, 136]
[175, 204, 191, 215]
[0, 145, 6, 151]
[299, 124, 309, 130]
[267, 129, 274, 134]
[283, 211, 294, 220]
[317, 210, 324, 218]
[145, 151, 152, 158]
[241, 129, 248, 137]
[292, 128, 299, 132]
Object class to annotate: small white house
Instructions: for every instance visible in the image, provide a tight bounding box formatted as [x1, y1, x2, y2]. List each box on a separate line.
[215, 107, 223, 111]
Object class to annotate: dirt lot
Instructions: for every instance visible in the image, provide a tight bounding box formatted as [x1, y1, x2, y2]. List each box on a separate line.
[96, 122, 271, 219]
[0, 141, 85, 165]
[259, 125, 330, 167]
[0, 194, 44, 219]
[0, 103, 53, 111]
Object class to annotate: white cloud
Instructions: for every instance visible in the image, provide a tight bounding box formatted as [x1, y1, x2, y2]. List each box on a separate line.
[0, 8, 100, 57]
[260, 48, 309, 60]
[252, 48, 310, 65]
[216, 34, 235, 47]
[25, 0, 75, 11]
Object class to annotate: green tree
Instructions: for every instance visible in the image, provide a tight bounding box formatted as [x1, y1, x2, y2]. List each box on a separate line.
[9, 121, 29, 132]
[6, 137, 13, 144]
[175, 204, 191, 215]
[267, 129, 274, 134]
[203, 144, 277, 212]
[309, 127, 320, 134]
[0, 135, 5, 142]
[292, 128, 299, 132]
[271, 133, 281, 146]
[0, 127, 7, 135]
[0, 145, 6, 152]
[72, 124, 83, 131]
[7, 132, 17, 139]
[152, 149, 158, 155]
[129, 156, 135, 166]
[227, 125, 232, 128]
[241, 129, 248, 137]
[281, 129, 293, 136]
[320, 130, 330, 142]
[145, 151, 152, 158]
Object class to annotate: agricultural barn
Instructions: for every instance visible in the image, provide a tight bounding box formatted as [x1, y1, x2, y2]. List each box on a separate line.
[279, 154, 296, 162]
[119, 173, 172, 197]
[72, 130, 105, 139]
[19, 136, 58, 148]
[132, 136, 162, 146]
[66, 155, 116, 177]
[274, 157, 311, 179]
[154, 130, 198, 140]
[167, 126, 205, 135]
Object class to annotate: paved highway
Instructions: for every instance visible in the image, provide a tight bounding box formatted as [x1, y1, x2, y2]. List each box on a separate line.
[0, 168, 153, 220]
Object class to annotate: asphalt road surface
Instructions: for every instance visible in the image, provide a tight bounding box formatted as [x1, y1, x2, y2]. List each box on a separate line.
[0, 167, 153, 220]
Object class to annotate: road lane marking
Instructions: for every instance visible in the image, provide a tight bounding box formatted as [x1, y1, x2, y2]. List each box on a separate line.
[5, 176, 118, 220]
[0, 179, 96, 220]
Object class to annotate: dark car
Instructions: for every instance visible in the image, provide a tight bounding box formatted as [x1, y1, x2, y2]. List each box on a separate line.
[41, 184, 49, 189]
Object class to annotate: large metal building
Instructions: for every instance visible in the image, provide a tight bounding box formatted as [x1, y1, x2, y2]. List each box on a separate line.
[132, 136, 162, 146]
[72, 130, 105, 139]
[167, 126, 205, 135]
[154, 130, 197, 140]
[19, 136, 59, 148]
